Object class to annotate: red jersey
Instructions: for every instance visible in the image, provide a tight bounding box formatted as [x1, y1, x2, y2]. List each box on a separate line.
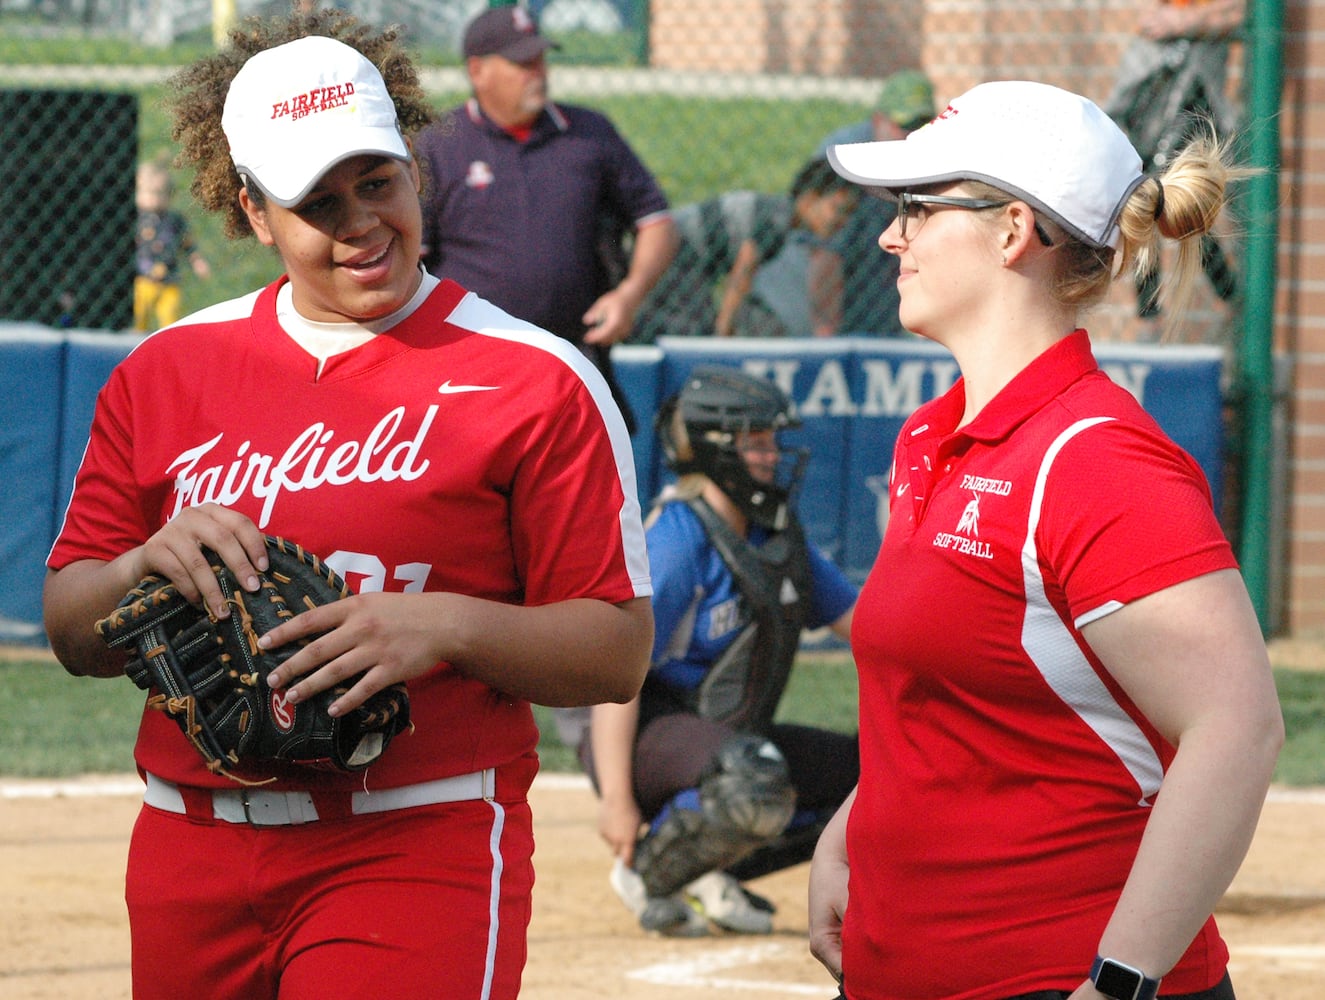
[50, 275, 650, 793]
[844, 332, 1235, 999]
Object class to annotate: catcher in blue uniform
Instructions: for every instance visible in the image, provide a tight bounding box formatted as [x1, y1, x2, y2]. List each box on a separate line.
[577, 365, 859, 935]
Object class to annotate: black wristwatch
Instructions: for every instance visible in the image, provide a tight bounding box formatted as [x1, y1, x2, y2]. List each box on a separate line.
[1089, 955, 1161, 1000]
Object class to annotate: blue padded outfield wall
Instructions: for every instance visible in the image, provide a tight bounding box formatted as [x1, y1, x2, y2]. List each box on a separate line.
[0, 326, 1226, 643]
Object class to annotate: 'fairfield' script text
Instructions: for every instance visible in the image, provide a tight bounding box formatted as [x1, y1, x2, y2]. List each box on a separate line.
[168, 406, 436, 528]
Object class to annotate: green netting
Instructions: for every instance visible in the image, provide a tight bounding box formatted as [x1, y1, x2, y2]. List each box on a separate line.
[0, 1, 1241, 345]
[0, 1, 913, 336]
[0, 88, 137, 329]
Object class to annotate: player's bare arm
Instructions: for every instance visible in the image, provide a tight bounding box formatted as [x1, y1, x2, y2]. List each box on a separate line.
[714, 238, 762, 337]
[590, 697, 645, 863]
[828, 603, 854, 641]
[43, 503, 270, 677]
[262, 592, 652, 717]
[1077, 569, 1283, 988]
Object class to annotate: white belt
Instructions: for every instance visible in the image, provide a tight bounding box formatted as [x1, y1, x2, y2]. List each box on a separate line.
[143, 769, 496, 827]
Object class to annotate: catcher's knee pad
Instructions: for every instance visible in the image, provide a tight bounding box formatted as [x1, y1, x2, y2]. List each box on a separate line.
[634, 734, 796, 897]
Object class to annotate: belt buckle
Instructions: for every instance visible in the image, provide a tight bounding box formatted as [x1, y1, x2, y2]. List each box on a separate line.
[240, 788, 314, 826]
[240, 788, 273, 826]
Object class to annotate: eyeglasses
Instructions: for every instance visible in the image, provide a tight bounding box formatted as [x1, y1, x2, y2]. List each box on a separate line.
[895, 191, 1054, 246]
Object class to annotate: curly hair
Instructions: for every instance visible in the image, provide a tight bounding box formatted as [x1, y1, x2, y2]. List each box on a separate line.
[169, 7, 435, 240]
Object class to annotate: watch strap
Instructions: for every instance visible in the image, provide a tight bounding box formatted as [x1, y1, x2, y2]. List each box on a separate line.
[1089, 955, 1161, 1000]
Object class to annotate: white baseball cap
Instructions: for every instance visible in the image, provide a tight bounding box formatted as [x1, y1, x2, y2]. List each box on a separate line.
[828, 80, 1145, 250]
[221, 35, 409, 208]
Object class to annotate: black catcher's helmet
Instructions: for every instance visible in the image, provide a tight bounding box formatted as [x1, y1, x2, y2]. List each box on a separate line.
[656, 365, 807, 530]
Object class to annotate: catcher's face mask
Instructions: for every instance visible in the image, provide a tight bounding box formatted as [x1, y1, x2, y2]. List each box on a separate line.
[658, 365, 808, 531]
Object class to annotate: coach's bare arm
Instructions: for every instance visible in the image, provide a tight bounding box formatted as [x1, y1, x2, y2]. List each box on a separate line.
[808, 784, 855, 984]
[582, 215, 678, 347]
[1073, 569, 1282, 996]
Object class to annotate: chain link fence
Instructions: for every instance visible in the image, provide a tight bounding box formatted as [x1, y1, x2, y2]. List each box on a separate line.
[1, 87, 138, 328]
[0, 0, 1245, 346]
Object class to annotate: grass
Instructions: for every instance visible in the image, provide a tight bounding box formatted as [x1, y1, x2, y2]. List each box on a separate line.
[1271, 668, 1325, 785]
[2, 650, 1321, 785]
[0, 656, 145, 775]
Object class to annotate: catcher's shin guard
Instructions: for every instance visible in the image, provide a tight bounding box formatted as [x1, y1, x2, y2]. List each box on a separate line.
[633, 734, 796, 898]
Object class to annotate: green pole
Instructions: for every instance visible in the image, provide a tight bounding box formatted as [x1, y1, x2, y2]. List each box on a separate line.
[633, 0, 651, 66]
[1237, 0, 1283, 631]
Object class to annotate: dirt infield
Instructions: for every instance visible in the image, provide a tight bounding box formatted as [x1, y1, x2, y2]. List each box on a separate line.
[2, 773, 1323, 1000]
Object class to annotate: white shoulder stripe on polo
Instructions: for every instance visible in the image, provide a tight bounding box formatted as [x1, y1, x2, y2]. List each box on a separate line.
[447, 292, 651, 594]
[1020, 416, 1163, 804]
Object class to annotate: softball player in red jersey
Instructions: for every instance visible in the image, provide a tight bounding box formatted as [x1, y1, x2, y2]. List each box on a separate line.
[42, 12, 651, 1000]
[812, 82, 1281, 1000]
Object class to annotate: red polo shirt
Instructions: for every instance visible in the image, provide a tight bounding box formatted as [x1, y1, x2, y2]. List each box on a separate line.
[844, 331, 1235, 999]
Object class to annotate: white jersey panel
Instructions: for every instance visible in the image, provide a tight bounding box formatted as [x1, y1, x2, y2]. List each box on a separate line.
[448, 291, 651, 595]
[1019, 416, 1164, 803]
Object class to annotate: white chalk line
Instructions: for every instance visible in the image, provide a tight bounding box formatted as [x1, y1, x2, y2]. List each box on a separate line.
[1227, 943, 1325, 973]
[1233, 945, 1325, 958]
[626, 941, 836, 996]
[1, 775, 143, 799]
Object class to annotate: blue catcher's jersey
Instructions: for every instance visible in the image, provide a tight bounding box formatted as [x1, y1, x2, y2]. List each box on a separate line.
[646, 500, 857, 692]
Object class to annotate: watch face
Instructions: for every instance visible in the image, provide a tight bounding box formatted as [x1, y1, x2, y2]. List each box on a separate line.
[1095, 959, 1142, 1000]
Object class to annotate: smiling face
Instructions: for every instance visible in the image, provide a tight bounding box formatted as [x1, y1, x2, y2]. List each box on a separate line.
[880, 183, 1004, 340]
[240, 153, 423, 323]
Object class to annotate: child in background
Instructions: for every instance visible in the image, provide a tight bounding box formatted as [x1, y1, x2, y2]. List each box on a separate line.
[133, 160, 211, 332]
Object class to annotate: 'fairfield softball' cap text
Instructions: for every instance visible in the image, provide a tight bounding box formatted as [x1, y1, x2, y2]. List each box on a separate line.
[222, 34, 408, 208]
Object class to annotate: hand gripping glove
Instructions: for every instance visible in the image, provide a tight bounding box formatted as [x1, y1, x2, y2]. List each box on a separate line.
[95, 535, 411, 784]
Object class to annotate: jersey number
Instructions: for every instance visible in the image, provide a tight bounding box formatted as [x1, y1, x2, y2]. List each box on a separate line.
[325, 551, 431, 594]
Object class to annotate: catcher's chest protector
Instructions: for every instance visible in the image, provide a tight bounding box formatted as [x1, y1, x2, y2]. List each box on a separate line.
[683, 497, 812, 733]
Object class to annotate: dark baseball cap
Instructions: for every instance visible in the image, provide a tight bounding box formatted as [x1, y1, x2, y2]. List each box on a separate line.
[463, 5, 559, 61]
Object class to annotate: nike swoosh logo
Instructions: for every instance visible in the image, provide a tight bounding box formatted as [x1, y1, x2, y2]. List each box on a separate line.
[438, 380, 501, 394]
